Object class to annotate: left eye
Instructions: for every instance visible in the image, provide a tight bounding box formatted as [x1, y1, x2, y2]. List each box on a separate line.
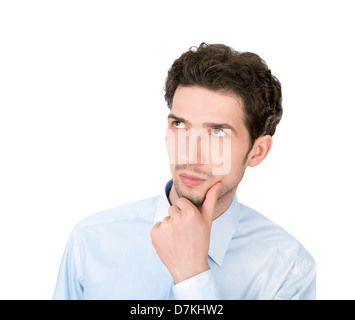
[212, 128, 226, 137]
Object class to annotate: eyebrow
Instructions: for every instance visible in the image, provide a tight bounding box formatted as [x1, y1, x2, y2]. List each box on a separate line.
[167, 113, 237, 135]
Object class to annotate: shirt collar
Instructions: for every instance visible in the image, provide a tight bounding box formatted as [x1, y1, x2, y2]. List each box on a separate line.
[154, 179, 240, 267]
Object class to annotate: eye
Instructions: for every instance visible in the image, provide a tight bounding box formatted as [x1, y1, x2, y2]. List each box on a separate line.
[211, 128, 226, 137]
[173, 121, 186, 129]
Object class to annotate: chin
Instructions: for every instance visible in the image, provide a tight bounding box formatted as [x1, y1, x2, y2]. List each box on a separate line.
[182, 193, 205, 208]
[174, 179, 209, 207]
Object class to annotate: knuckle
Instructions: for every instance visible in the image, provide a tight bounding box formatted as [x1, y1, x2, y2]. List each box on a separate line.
[150, 228, 157, 243]
[168, 206, 175, 216]
[150, 224, 158, 236]
[151, 221, 161, 233]
[169, 206, 181, 220]
[185, 207, 196, 216]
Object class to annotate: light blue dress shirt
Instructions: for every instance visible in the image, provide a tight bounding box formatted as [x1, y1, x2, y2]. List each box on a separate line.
[53, 180, 316, 300]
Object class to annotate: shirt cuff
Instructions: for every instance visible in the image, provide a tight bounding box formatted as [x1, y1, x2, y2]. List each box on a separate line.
[172, 269, 221, 300]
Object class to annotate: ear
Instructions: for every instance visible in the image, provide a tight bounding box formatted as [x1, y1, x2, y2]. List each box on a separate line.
[247, 135, 273, 168]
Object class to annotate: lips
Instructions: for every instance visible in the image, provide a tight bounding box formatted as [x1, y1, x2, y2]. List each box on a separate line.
[179, 173, 206, 186]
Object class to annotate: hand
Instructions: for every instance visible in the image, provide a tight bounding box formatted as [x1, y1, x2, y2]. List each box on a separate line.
[150, 182, 222, 284]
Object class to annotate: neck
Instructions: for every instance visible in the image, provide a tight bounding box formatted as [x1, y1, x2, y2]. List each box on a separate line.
[168, 183, 236, 221]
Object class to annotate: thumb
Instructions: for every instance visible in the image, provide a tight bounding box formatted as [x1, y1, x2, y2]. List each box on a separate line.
[200, 182, 222, 225]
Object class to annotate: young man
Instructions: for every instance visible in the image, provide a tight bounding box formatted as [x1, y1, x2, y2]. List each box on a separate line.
[53, 43, 316, 299]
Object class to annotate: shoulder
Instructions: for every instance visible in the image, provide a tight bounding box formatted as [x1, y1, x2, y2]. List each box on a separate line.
[237, 203, 316, 269]
[73, 195, 160, 232]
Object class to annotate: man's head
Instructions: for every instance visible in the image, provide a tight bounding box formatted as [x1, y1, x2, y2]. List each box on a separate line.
[164, 43, 282, 208]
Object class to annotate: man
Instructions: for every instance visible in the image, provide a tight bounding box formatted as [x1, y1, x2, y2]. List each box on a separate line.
[53, 43, 316, 299]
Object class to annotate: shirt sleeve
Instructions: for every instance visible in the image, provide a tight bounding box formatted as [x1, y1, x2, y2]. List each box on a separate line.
[274, 259, 317, 300]
[172, 269, 221, 300]
[52, 231, 84, 300]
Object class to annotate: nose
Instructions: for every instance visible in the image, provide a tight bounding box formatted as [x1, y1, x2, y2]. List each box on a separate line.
[185, 128, 209, 166]
[166, 128, 210, 166]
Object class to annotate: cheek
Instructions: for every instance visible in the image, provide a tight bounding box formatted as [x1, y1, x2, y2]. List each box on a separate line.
[210, 135, 232, 175]
[165, 129, 180, 165]
[213, 138, 249, 176]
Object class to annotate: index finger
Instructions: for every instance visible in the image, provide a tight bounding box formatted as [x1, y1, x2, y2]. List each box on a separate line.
[174, 197, 195, 211]
[200, 181, 222, 223]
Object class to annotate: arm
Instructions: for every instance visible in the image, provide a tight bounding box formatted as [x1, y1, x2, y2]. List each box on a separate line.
[172, 269, 221, 300]
[151, 182, 222, 299]
[52, 231, 84, 300]
[274, 259, 317, 300]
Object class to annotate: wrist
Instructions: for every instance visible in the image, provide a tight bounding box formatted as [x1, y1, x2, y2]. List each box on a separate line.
[173, 264, 210, 284]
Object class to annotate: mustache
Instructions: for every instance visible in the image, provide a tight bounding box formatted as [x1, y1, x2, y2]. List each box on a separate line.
[175, 164, 213, 179]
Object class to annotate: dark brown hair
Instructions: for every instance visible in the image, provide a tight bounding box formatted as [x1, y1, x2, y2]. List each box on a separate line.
[164, 43, 283, 148]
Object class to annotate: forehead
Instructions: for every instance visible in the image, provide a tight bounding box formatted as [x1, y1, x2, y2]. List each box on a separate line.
[171, 86, 244, 123]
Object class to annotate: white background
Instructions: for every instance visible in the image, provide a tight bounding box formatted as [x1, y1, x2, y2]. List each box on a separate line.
[1, 1, 354, 300]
